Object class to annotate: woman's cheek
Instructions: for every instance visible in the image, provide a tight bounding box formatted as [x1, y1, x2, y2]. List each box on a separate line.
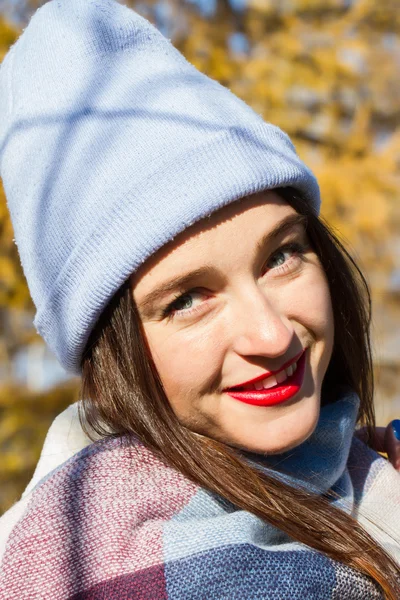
[308, 272, 333, 339]
[146, 323, 226, 411]
[287, 267, 334, 359]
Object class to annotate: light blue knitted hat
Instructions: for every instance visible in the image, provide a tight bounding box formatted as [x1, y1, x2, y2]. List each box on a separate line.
[0, 0, 320, 374]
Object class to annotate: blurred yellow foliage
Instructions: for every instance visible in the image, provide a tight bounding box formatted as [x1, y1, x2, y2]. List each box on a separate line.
[0, 0, 399, 513]
[0, 17, 18, 60]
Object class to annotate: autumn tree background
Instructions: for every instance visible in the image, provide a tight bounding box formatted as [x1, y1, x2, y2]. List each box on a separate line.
[1, 0, 399, 514]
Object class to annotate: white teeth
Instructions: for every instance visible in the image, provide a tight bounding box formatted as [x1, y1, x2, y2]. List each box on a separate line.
[238, 360, 298, 391]
[262, 375, 277, 389]
[276, 370, 287, 384]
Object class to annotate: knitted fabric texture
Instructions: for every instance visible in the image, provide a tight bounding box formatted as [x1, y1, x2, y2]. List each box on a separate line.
[0, 0, 320, 373]
[2, 392, 399, 599]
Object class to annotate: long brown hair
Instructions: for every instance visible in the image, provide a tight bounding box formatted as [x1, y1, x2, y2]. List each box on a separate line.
[80, 187, 400, 598]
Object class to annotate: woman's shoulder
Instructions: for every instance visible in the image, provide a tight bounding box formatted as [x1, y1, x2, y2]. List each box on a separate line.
[348, 434, 400, 512]
[0, 405, 198, 568]
[348, 435, 400, 564]
[1, 410, 198, 536]
[0, 414, 199, 598]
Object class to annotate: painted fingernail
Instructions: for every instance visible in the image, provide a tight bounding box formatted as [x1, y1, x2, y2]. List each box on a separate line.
[392, 420, 400, 442]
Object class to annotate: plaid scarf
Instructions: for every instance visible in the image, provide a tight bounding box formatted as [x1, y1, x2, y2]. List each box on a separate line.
[0, 391, 396, 599]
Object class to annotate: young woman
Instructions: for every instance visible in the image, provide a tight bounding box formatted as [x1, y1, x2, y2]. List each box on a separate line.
[0, 0, 399, 598]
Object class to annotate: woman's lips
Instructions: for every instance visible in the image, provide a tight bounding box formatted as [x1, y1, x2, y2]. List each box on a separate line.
[225, 349, 307, 407]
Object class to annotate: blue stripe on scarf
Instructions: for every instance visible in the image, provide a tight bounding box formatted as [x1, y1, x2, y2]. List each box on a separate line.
[165, 544, 337, 599]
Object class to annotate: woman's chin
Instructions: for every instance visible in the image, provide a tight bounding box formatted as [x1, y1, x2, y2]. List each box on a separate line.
[219, 399, 321, 455]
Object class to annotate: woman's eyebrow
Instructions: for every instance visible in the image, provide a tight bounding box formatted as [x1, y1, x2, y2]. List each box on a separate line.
[138, 213, 308, 316]
[255, 213, 308, 254]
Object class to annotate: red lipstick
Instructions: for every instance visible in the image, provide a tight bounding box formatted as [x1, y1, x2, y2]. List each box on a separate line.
[226, 349, 307, 407]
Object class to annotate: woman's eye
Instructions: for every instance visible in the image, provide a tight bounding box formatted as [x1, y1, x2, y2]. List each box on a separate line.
[163, 290, 205, 317]
[264, 242, 306, 273]
[267, 250, 288, 269]
[173, 293, 195, 311]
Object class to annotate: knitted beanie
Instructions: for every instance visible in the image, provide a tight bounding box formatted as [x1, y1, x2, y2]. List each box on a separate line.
[0, 0, 320, 374]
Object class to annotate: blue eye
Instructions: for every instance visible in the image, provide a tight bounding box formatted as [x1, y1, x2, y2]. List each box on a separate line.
[163, 290, 204, 318]
[172, 294, 194, 311]
[266, 242, 305, 271]
[267, 250, 288, 268]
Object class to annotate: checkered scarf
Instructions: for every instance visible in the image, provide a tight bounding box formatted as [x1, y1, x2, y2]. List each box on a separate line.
[0, 392, 392, 599]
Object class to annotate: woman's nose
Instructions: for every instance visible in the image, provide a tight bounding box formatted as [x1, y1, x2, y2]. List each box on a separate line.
[229, 287, 294, 359]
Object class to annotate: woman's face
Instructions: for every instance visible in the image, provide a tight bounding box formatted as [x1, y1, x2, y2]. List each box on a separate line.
[132, 191, 334, 454]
